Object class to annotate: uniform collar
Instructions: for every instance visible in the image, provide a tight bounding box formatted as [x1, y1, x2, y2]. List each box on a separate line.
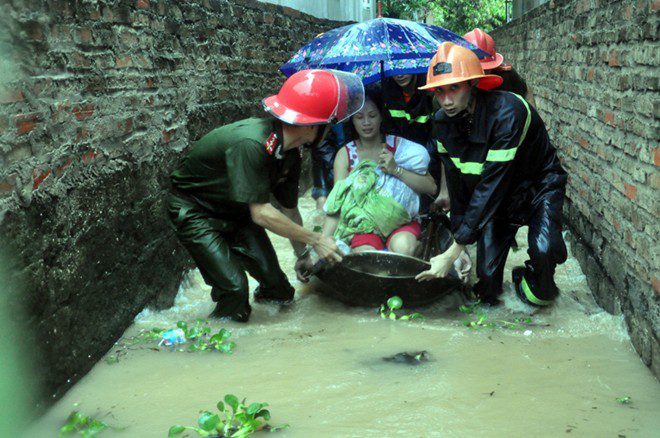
[434, 91, 487, 143]
[265, 120, 285, 159]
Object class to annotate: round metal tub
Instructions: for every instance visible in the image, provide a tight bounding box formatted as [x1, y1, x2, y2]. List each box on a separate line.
[315, 251, 462, 307]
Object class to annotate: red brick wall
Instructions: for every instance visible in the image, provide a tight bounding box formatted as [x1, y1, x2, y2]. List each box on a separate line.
[492, 0, 659, 376]
[0, 0, 342, 399]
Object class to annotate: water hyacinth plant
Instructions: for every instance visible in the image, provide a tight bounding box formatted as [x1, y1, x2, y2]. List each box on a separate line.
[58, 411, 109, 437]
[379, 296, 425, 321]
[105, 319, 236, 364]
[459, 301, 535, 330]
[169, 394, 288, 437]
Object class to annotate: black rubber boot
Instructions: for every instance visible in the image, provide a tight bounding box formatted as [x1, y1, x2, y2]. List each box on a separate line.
[209, 302, 251, 323]
[512, 265, 554, 307]
[253, 285, 294, 305]
[471, 282, 502, 306]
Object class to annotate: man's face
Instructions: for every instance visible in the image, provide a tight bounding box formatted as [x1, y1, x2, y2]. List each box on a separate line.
[393, 74, 413, 88]
[304, 124, 328, 149]
[433, 82, 473, 117]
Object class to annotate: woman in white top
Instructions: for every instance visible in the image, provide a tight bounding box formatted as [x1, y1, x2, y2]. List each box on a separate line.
[325, 92, 437, 255]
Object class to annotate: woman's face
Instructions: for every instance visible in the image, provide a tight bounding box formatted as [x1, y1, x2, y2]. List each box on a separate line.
[393, 74, 413, 88]
[352, 99, 381, 140]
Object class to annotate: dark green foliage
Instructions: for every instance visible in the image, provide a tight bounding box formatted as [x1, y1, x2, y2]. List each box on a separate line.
[381, 0, 506, 35]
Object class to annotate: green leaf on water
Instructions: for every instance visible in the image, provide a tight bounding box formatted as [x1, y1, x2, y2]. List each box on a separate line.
[387, 296, 403, 310]
[197, 411, 220, 431]
[267, 424, 290, 432]
[255, 409, 271, 421]
[246, 402, 262, 415]
[225, 394, 239, 412]
[168, 425, 186, 437]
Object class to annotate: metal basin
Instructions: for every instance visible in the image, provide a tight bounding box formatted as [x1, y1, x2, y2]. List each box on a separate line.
[315, 251, 462, 307]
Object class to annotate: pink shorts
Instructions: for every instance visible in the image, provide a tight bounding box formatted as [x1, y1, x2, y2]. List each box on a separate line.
[350, 221, 422, 250]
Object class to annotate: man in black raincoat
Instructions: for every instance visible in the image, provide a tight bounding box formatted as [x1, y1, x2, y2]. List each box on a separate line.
[416, 43, 567, 307]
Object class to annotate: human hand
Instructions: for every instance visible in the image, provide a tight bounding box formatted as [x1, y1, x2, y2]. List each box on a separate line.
[431, 191, 450, 212]
[378, 148, 397, 174]
[294, 255, 314, 283]
[312, 235, 343, 264]
[415, 250, 457, 282]
[453, 250, 471, 283]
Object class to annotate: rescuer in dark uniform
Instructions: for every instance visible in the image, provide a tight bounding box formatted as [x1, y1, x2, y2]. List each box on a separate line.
[463, 28, 537, 107]
[416, 43, 568, 307]
[168, 70, 364, 322]
[381, 74, 434, 146]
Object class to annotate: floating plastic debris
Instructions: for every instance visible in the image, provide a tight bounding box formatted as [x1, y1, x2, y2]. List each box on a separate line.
[159, 328, 186, 346]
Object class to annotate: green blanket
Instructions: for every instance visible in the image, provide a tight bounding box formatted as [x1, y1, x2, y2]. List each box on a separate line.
[325, 160, 410, 243]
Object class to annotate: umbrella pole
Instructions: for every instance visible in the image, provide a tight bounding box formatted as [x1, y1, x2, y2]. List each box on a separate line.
[380, 60, 384, 83]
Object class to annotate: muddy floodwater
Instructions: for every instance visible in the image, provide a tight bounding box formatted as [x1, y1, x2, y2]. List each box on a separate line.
[31, 197, 659, 437]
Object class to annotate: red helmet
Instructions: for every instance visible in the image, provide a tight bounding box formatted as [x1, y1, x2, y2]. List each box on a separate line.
[263, 69, 364, 126]
[463, 28, 504, 71]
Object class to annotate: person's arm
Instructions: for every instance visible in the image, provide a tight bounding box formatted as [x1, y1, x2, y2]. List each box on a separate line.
[378, 147, 437, 195]
[432, 162, 450, 211]
[415, 241, 465, 281]
[392, 167, 436, 195]
[249, 202, 342, 263]
[333, 147, 349, 183]
[280, 206, 307, 258]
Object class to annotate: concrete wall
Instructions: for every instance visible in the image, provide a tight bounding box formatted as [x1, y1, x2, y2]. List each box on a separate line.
[511, 0, 550, 19]
[260, 0, 376, 22]
[492, 0, 658, 376]
[0, 0, 342, 400]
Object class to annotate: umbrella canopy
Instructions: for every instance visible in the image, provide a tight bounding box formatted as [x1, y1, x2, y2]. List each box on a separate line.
[281, 18, 490, 84]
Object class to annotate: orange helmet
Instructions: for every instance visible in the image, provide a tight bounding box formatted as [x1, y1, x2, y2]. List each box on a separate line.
[263, 69, 364, 126]
[463, 28, 504, 70]
[418, 42, 503, 91]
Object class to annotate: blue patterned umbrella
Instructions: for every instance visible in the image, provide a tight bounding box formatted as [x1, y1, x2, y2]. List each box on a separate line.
[280, 18, 490, 85]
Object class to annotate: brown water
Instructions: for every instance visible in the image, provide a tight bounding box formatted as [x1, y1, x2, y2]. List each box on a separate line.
[31, 197, 659, 437]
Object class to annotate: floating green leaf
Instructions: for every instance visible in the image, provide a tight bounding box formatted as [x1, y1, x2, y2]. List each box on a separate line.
[58, 411, 109, 437]
[387, 296, 403, 310]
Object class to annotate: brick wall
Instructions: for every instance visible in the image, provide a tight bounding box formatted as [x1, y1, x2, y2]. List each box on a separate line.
[492, 0, 658, 376]
[0, 0, 341, 399]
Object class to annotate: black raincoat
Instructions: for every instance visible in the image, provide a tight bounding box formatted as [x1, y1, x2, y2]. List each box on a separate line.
[434, 90, 567, 305]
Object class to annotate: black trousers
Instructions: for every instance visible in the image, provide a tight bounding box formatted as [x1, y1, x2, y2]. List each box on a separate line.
[473, 194, 567, 304]
[168, 194, 294, 318]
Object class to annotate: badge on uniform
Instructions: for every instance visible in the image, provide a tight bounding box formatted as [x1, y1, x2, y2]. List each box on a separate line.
[264, 132, 278, 155]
